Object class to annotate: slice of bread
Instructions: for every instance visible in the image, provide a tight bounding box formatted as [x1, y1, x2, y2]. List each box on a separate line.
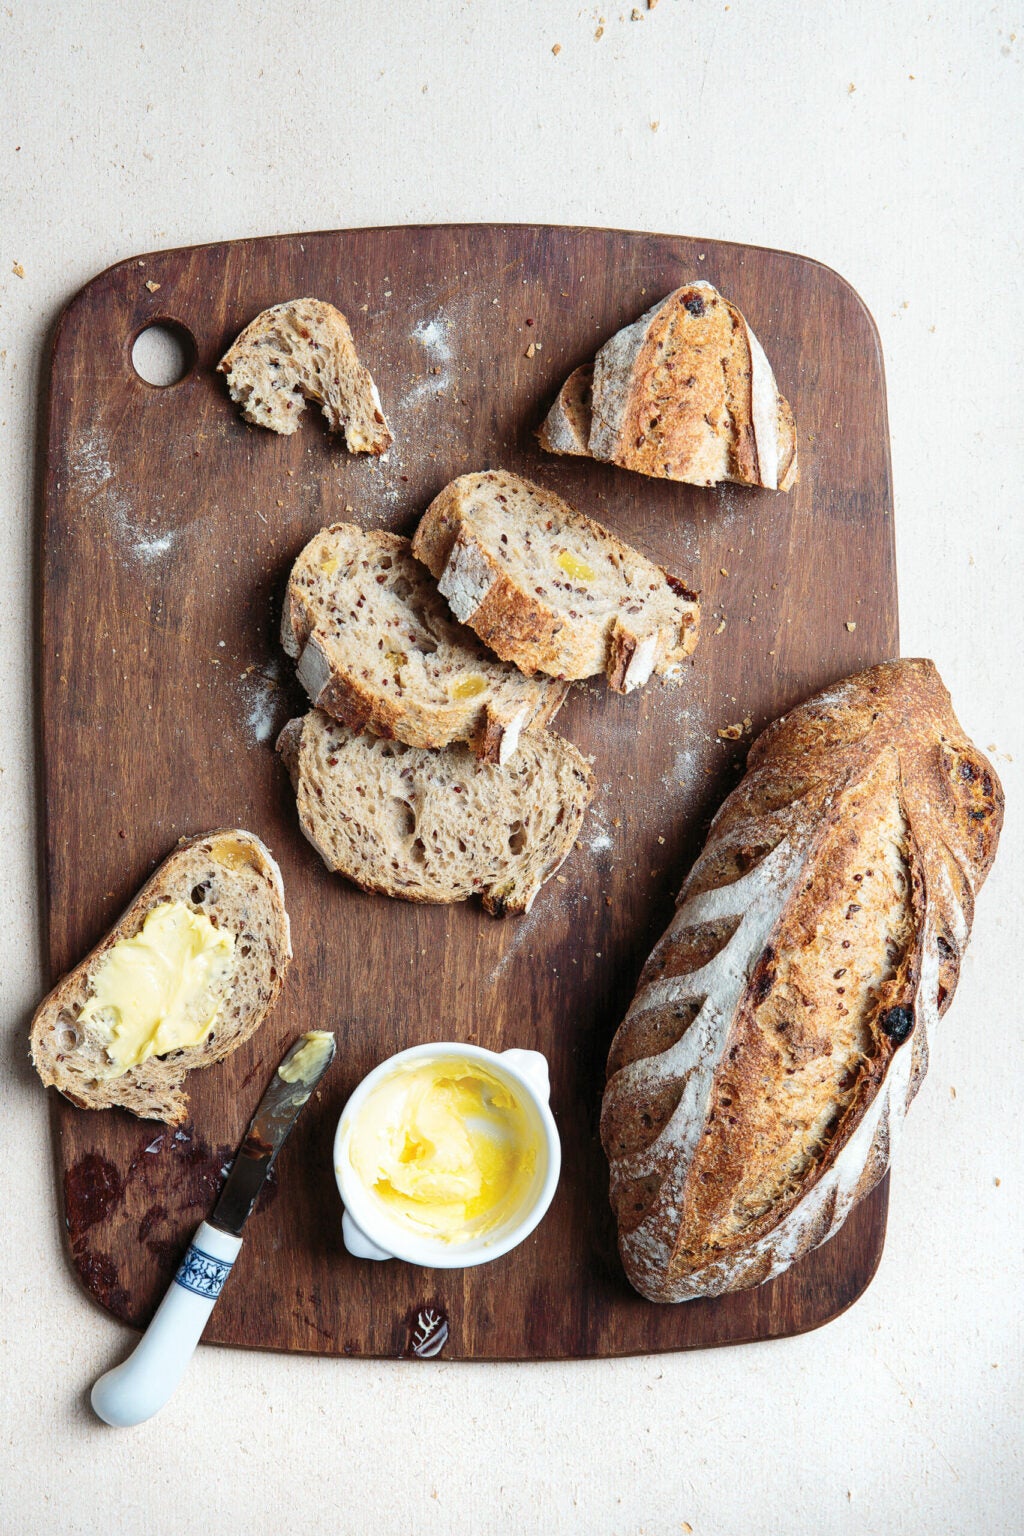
[217, 298, 392, 455]
[278, 710, 594, 916]
[537, 364, 593, 456]
[282, 524, 568, 764]
[540, 282, 797, 491]
[411, 470, 700, 693]
[30, 831, 292, 1126]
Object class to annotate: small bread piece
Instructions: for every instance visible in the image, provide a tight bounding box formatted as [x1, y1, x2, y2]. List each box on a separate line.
[278, 709, 594, 916]
[537, 364, 593, 456]
[30, 831, 292, 1127]
[283, 524, 568, 765]
[601, 660, 1003, 1302]
[540, 282, 797, 491]
[412, 470, 699, 693]
[217, 298, 391, 455]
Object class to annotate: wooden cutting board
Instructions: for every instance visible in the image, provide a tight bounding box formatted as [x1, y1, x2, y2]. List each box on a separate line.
[40, 224, 896, 1359]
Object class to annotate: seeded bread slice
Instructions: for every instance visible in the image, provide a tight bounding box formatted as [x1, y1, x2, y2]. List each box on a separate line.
[29, 831, 292, 1126]
[217, 298, 391, 455]
[283, 523, 568, 764]
[411, 470, 700, 693]
[278, 710, 594, 916]
[540, 282, 797, 491]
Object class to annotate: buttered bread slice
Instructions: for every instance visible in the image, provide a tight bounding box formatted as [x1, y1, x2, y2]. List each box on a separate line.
[29, 831, 292, 1126]
[283, 524, 568, 764]
[278, 710, 594, 916]
[412, 471, 700, 693]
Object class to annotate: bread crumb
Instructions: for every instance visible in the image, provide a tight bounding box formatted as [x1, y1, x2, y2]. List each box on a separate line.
[555, 874, 568, 884]
[950, 1086, 957, 1099]
[595, 25, 604, 39]
[717, 723, 744, 740]
[631, 5, 641, 15]
[648, 0, 658, 8]
[713, 619, 726, 635]
[525, 342, 536, 359]
[657, 836, 665, 845]
[612, 817, 622, 828]
[720, 567, 728, 576]
[552, 42, 562, 54]
[145, 279, 161, 293]
[12, 261, 24, 278]
[994, 1177, 1001, 1186]
[848, 82, 856, 93]
[650, 120, 660, 131]
[846, 620, 857, 632]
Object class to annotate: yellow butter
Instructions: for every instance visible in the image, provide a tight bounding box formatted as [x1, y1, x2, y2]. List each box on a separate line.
[319, 555, 340, 576]
[78, 901, 235, 1077]
[345, 1059, 537, 1242]
[556, 551, 596, 582]
[278, 1030, 335, 1084]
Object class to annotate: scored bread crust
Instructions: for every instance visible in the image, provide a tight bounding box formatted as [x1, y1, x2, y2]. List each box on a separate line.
[217, 298, 392, 455]
[282, 523, 568, 764]
[278, 709, 594, 916]
[601, 660, 1003, 1302]
[412, 470, 700, 693]
[29, 831, 292, 1127]
[540, 282, 797, 491]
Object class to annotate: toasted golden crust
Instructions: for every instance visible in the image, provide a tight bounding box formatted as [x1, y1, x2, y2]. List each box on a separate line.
[602, 660, 1002, 1302]
[29, 831, 292, 1126]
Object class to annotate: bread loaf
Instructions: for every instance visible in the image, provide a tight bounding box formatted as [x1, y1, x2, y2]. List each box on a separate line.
[540, 281, 797, 491]
[30, 831, 292, 1126]
[278, 709, 594, 916]
[412, 470, 699, 693]
[283, 523, 568, 764]
[601, 660, 1002, 1301]
[217, 298, 392, 455]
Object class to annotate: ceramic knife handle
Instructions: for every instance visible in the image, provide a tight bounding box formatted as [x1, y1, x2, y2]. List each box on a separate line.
[91, 1221, 242, 1427]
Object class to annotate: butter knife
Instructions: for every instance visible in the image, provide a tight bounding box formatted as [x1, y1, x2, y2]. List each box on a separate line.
[91, 1030, 336, 1427]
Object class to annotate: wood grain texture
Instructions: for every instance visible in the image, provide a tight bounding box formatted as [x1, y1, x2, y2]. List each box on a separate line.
[39, 224, 896, 1359]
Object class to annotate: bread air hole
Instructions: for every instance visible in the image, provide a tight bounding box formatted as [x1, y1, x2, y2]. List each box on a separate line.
[508, 820, 527, 855]
[55, 1013, 81, 1054]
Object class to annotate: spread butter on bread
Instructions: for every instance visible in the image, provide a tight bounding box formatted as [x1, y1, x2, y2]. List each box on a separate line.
[601, 660, 1002, 1301]
[218, 298, 392, 455]
[283, 524, 568, 764]
[30, 831, 292, 1126]
[278, 709, 594, 916]
[412, 470, 699, 693]
[540, 281, 797, 491]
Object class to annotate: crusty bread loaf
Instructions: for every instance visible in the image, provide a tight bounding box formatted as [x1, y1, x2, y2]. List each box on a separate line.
[602, 660, 1002, 1302]
[411, 470, 700, 693]
[540, 281, 797, 491]
[278, 709, 594, 916]
[30, 831, 292, 1127]
[217, 298, 392, 455]
[282, 523, 568, 764]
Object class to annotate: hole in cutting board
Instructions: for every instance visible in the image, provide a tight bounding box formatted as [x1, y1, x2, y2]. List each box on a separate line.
[131, 322, 196, 387]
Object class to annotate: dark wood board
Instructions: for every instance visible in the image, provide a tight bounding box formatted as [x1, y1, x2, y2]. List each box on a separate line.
[40, 224, 897, 1359]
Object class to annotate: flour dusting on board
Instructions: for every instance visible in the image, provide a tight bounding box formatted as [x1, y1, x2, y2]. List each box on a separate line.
[399, 313, 455, 411]
[235, 657, 287, 746]
[68, 430, 180, 567]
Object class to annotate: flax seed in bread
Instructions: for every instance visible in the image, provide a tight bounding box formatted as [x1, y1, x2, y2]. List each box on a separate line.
[411, 471, 700, 693]
[278, 709, 594, 916]
[601, 660, 1002, 1302]
[217, 298, 392, 455]
[540, 282, 797, 491]
[282, 524, 568, 764]
[29, 831, 292, 1127]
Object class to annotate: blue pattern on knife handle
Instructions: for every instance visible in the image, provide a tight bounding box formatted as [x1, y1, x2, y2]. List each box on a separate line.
[174, 1244, 234, 1299]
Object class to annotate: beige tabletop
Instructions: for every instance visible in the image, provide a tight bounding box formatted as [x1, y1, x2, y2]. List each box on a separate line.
[1, 3, 1021, 1533]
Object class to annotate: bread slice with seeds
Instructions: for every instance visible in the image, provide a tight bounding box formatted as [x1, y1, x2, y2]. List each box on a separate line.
[278, 709, 593, 916]
[282, 523, 568, 764]
[540, 281, 797, 491]
[217, 298, 391, 455]
[29, 831, 292, 1127]
[411, 470, 700, 693]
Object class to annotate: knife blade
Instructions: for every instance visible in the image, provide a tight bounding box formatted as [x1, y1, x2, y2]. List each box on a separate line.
[90, 1030, 336, 1427]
